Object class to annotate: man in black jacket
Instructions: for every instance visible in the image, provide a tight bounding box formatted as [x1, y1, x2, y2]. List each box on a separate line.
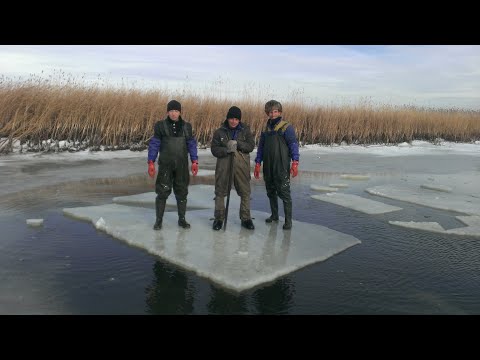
[211, 106, 255, 231]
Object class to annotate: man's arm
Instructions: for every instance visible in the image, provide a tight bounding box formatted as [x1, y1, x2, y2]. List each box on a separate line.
[185, 122, 198, 162]
[284, 125, 299, 161]
[237, 125, 255, 154]
[254, 132, 265, 164]
[147, 122, 162, 162]
[211, 129, 228, 158]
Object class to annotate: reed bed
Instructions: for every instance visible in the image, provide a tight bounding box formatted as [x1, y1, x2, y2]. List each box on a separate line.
[1, 74, 479, 154]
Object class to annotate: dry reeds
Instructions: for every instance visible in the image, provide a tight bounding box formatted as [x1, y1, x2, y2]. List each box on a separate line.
[0, 74, 479, 154]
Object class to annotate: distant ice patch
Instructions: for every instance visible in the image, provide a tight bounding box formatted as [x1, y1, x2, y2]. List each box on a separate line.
[26, 219, 44, 227]
[389, 216, 480, 238]
[311, 193, 402, 214]
[420, 184, 453, 193]
[329, 183, 349, 188]
[340, 174, 370, 180]
[310, 185, 338, 192]
[366, 184, 480, 216]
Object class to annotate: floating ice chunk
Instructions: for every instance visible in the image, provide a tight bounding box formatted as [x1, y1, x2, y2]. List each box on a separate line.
[329, 183, 349, 188]
[456, 215, 480, 227]
[389, 221, 446, 232]
[311, 193, 402, 214]
[420, 184, 453, 193]
[340, 174, 370, 180]
[389, 217, 480, 238]
[446, 227, 480, 237]
[26, 219, 44, 227]
[366, 184, 480, 216]
[310, 184, 338, 192]
[63, 204, 361, 293]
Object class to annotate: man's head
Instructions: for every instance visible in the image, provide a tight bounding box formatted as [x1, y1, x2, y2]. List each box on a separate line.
[226, 106, 241, 129]
[264, 100, 282, 119]
[167, 100, 181, 121]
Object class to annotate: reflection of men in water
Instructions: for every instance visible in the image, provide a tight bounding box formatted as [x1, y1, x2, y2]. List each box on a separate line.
[251, 223, 294, 314]
[207, 226, 295, 314]
[252, 277, 294, 314]
[207, 228, 251, 314]
[145, 261, 194, 314]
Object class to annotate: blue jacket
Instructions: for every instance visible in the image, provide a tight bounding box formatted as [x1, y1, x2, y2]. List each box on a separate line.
[147, 116, 198, 163]
[255, 117, 299, 164]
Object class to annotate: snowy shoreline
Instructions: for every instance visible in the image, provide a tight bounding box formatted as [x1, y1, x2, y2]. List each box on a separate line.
[1, 138, 479, 162]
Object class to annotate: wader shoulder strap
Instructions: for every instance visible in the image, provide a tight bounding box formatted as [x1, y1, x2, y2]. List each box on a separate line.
[182, 123, 189, 138]
[274, 120, 289, 132]
[162, 120, 171, 137]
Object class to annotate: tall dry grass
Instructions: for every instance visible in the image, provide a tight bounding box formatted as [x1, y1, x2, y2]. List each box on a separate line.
[0, 74, 479, 153]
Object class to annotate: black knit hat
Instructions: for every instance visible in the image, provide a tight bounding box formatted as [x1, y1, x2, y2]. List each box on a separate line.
[167, 100, 182, 112]
[226, 106, 242, 121]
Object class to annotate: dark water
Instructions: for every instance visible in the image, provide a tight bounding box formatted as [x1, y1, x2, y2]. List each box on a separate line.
[1, 153, 480, 314]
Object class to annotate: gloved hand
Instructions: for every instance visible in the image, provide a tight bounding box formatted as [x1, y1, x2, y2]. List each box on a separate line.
[226, 140, 237, 153]
[191, 160, 198, 176]
[254, 162, 261, 179]
[148, 160, 155, 178]
[290, 160, 299, 177]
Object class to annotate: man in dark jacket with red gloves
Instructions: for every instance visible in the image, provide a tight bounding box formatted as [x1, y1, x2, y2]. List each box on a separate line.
[147, 100, 198, 230]
[254, 100, 299, 230]
[211, 106, 255, 231]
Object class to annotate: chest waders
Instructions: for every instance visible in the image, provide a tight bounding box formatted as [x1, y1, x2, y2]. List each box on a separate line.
[263, 121, 293, 229]
[154, 121, 191, 230]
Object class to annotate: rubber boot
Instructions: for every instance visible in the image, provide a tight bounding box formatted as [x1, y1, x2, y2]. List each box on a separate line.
[282, 200, 292, 230]
[177, 198, 191, 229]
[154, 198, 166, 230]
[265, 196, 279, 223]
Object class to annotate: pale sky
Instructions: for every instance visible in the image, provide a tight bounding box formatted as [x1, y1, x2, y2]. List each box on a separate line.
[1, 45, 479, 110]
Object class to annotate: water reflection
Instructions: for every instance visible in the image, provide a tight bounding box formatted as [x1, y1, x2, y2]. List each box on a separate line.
[262, 223, 292, 269]
[251, 277, 295, 314]
[250, 224, 295, 314]
[144, 260, 195, 314]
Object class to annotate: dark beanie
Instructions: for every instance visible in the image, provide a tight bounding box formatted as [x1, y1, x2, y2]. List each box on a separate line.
[226, 106, 242, 121]
[167, 100, 182, 112]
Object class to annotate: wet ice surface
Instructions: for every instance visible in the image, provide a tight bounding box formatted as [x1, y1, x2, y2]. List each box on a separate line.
[63, 204, 360, 292]
[2, 141, 480, 313]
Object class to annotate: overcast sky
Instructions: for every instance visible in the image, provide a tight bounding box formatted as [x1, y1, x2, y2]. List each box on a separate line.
[1, 45, 479, 110]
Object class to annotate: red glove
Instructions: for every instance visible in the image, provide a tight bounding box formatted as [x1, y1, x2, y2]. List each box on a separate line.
[290, 160, 299, 177]
[254, 163, 261, 179]
[191, 160, 198, 176]
[148, 160, 155, 178]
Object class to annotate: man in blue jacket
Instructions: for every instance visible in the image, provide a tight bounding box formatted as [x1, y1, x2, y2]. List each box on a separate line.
[147, 100, 198, 230]
[254, 100, 299, 230]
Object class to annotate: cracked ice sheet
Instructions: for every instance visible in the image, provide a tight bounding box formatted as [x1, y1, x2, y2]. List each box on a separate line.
[112, 184, 240, 209]
[389, 216, 480, 237]
[366, 184, 480, 216]
[62, 204, 361, 292]
[311, 193, 402, 214]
